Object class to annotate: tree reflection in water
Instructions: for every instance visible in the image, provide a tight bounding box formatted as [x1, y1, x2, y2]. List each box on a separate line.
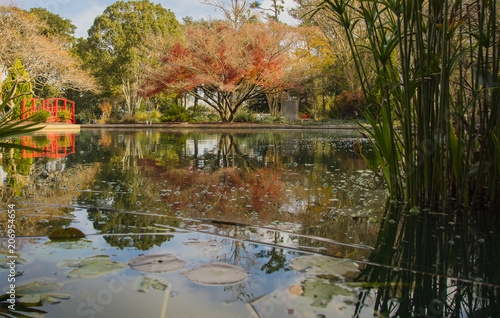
[3, 130, 497, 316]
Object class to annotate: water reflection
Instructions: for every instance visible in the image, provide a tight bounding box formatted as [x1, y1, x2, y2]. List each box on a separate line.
[21, 134, 75, 158]
[356, 204, 499, 317]
[1, 129, 498, 317]
[2, 129, 385, 249]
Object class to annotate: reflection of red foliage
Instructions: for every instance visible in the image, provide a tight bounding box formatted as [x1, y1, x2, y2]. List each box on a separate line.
[21, 134, 75, 158]
[137, 159, 285, 222]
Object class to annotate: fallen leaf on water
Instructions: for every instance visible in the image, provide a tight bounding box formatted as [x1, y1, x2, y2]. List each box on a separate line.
[128, 254, 186, 273]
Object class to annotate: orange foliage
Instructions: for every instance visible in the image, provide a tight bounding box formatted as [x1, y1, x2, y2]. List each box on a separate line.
[142, 21, 307, 122]
[99, 102, 113, 120]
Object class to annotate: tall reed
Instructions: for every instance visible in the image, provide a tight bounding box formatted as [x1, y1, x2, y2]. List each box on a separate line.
[317, 0, 500, 207]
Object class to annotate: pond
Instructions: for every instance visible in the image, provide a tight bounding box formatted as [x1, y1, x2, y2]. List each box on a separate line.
[1, 128, 498, 317]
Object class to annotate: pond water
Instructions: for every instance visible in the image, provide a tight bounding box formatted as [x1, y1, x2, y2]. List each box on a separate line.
[1, 129, 498, 317]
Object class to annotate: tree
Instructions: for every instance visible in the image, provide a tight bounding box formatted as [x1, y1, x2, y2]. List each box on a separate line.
[142, 21, 305, 122]
[250, 0, 285, 21]
[82, 0, 180, 114]
[29, 7, 76, 45]
[201, 0, 258, 27]
[0, 5, 97, 110]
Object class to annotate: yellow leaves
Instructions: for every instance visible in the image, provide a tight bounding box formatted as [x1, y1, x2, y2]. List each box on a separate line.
[292, 25, 336, 74]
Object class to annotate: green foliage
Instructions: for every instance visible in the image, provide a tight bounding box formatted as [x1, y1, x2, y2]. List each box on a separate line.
[29, 7, 76, 43]
[57, 109, 71, 121]
[150, 110, 161, 120]
[1, 59, 33, 119]
[30, 110, 51, 123]
[328, 90, 366, 119]
[160, 105, 190, 122]
[135, 111, 149, 123]
[81, 0, 181, 113]
[233, 108, 257, 123]
[318, 0, 500, 207]
[0, 92, 43, 151]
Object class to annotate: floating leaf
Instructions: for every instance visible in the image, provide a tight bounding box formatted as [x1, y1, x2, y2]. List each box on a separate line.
[133, 276, 170, 293]
[44, 239, 92, 250]
[18, 294, 42, 305]
[128, 254, 186, 273]
[17, 281, 63, 295]
[302, 277, 355, 308]
[48, 227, 85, 240]
[19, 293, 71, 306]
[59, 255, 126, 278]
[182, 263, 248, 285]
[289, 255, 359, 278]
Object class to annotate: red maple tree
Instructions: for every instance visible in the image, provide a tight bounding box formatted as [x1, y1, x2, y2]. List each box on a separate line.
[142, 21, 302, 122]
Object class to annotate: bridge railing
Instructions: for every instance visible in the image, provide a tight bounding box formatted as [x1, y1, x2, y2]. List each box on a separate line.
[21, 98, 76, 124]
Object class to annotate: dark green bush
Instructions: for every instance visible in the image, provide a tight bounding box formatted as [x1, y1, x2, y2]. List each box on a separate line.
[161, 105, 190, 122]
[29, 110, 51, 123]
[233, 108, 257, 123]
[328, 90, 366, 119]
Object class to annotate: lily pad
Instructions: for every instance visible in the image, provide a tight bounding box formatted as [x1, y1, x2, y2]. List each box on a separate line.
[133, 276, 170, 293]
[48, 227, 85, 240]
[17, 281, 63, 295]
[44, 239, 93, 250]
[182, 263, 248, 285]
[302, 277, 356, 308]
[128, 254, 186, 273]
[19, 293, 71, 306]
[59, 255, 126, 278]
[289, 255, 359, 278]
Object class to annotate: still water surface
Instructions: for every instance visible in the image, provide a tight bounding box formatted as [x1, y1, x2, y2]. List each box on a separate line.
[1, 129, 498, 317]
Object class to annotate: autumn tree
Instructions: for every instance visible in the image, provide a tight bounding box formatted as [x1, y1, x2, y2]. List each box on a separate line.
[81, 0, 180, 114]
[142, 21, 305, 122]
[0, 5, 96, 111]
[289, 0, 375, 118]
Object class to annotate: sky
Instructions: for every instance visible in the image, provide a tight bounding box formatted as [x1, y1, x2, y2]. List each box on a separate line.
[13, 0, 299, 38]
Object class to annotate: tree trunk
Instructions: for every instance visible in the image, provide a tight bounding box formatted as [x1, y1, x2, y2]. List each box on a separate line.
[266, 92, 280, 117]
[121, 78, 143, 114]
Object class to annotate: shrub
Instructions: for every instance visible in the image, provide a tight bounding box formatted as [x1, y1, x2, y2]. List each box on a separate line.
[233, 108, 257, 123]
[57, 109, 71, 121]
[105, 117, 118, 124]
[135, 111, 149, 122]
[161, 105, 190, 122]
[29, 110, 51, 123]
[122, 114, 137, 123]
[328, 90, 366, 119]
[150, 110, 161, 120]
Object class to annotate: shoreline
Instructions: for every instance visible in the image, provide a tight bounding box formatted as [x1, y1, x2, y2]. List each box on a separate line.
[79, 122, 361, 130]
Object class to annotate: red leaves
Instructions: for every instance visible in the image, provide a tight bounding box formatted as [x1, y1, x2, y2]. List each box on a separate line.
[143, 21, 296, 98]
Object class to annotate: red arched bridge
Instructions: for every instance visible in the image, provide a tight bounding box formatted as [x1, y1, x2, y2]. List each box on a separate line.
[21, 98, 76, 124]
